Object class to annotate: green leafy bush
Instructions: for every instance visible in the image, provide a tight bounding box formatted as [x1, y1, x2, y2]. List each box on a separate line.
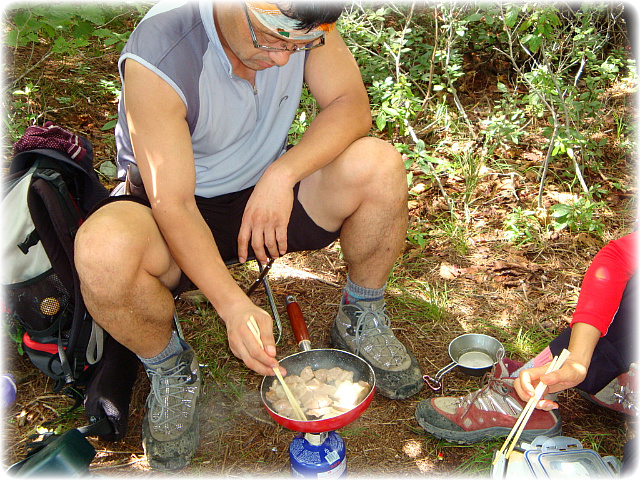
[5, 4, 137, 55]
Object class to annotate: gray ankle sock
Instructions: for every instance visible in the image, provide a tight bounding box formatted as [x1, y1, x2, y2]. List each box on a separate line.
[511, 359, 535, 377]
[138, 330, 183, 368]
[342, 276, 386, 305]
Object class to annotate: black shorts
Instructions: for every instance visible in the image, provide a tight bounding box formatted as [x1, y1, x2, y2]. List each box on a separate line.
[90, 183, 340, 296]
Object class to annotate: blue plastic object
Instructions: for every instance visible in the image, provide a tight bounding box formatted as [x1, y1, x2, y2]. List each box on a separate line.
[290, 431, 346, 478]
[1, 374, 17, 408]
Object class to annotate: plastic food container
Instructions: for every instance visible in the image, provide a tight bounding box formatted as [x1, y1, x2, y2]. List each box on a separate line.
[490, 435, 621, 479]
[525, 448, 618, 478]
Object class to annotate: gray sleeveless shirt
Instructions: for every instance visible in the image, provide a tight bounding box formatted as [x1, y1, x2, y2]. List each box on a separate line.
[115, 0, 305, 197]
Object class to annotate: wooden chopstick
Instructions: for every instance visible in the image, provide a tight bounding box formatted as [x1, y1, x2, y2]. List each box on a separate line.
[494, 355, 559, 464]
[493, 349, 571, 465]
[502, 351, 568, 459]
[247, 316, 307, 421]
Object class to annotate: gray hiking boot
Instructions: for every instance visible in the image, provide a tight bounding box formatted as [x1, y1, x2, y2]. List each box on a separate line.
[330, 298, 423, 399]
[142, 341, 202, 470]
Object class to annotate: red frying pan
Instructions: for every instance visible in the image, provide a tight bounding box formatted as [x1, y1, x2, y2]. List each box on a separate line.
[259, 296, 376, 433]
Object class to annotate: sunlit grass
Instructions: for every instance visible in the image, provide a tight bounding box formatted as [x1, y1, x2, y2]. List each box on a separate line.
[451, 438, 503, 476]
[509, 326, 557, 359]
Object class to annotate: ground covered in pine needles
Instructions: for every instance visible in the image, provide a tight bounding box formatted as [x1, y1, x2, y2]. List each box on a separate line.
[2, 8, 638, 478]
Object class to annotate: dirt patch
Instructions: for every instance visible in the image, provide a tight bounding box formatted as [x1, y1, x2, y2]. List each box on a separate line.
[3, 240, 636, 476]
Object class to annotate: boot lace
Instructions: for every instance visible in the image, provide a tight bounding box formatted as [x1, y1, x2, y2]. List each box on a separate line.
[147, 359, 199, 435]
[457, 375, 523, 418]
[350, 301, 407, 368]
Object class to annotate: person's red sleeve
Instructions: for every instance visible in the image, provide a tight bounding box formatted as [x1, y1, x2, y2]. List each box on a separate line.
[570, 231, 638, 335]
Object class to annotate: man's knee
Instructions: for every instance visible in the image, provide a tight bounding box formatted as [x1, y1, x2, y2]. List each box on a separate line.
[76, 217, 124, 296]
[346, 138, 407, 202]
[347, 137, 405, 184]
[75, 203, 154, 296]
[351, 136, 402, 161]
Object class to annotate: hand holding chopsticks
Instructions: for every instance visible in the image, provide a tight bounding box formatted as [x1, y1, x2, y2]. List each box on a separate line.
[247, 316, 307, 421]
[493, 348, 571, 465]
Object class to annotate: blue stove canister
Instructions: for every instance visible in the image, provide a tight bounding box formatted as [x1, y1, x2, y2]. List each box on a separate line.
[290, 431, 347, 478]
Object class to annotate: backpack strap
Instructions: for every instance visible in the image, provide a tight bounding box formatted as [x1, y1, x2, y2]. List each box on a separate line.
[28, 172, 81, 291]
[27, 167, 99, 383]
[85, 321, 104, 365]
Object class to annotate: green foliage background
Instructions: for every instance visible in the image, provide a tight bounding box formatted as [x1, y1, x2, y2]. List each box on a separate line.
[3, 1, 637, 246]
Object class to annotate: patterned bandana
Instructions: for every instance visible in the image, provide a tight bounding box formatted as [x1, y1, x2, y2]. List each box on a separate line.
[246, 1, 334, 41]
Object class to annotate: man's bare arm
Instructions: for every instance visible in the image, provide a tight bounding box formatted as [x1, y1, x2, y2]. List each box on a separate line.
[123, 59, 280, 376]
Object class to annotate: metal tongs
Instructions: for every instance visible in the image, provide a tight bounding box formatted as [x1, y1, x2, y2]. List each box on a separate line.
[244, 257, 283, 344]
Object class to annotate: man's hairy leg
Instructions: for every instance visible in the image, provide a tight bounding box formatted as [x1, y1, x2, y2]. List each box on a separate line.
[300, 137, 423, 400]
[299, 136, 408, 286]
[74, 201, 182, 358]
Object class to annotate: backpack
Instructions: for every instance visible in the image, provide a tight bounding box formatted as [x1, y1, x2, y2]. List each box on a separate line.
[2, 123, 139, 443]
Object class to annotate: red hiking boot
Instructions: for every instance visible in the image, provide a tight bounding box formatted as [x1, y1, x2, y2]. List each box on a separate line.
[578, 363, 638, 416]
[415, 358, 562, 444]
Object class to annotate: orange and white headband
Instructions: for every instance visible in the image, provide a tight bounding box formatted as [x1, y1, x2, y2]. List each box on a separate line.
[246, 1, 335, 41]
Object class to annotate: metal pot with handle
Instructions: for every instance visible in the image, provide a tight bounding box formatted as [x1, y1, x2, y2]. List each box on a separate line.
[424, 333, 505, 391]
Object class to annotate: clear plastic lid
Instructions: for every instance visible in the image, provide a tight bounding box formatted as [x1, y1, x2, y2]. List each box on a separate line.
[525, 449, 615, 478]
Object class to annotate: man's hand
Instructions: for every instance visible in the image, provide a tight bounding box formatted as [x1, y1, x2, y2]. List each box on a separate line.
[222, 302, 283, 377]
[514, 359, 589, 411]
[237, 169, 294, 264]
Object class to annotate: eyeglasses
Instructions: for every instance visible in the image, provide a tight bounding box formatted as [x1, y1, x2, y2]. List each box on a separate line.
[243, 3, 325, 53]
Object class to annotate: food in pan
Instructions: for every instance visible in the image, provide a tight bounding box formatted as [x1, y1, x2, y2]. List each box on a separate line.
[265, 366, 371, 420]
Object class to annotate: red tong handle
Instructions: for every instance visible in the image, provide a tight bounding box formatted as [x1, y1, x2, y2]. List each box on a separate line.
[285, 295, 311, 348]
